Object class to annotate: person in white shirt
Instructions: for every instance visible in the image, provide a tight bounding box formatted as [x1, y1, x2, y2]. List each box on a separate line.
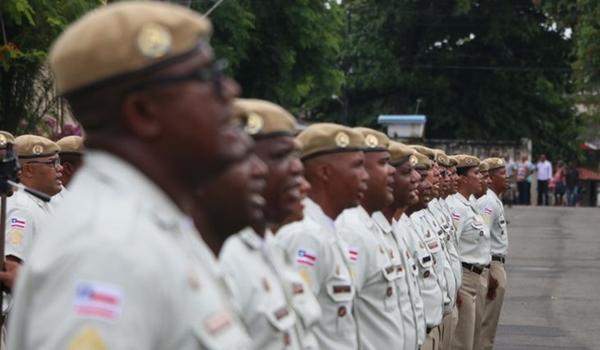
[447, 155, 491, 350]
[277, 123, 368, 350]
[536, 154, 553, 206]
[7, 3, 253, 349]
[477, 158, 510, 350]
[378, 141, 425, 350]
[336, 128, 404, 350]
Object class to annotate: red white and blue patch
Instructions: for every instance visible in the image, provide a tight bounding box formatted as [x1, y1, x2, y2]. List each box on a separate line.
[483, 207, 493, 215]
[296, 249, 317, 266]
[10, 217, 26, 229]
[451, 212, 461, 221]
[74, 281, 123, 321]
[348, 247, 359, 262]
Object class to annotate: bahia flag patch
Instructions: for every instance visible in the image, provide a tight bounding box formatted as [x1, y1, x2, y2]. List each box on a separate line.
[74, 281, 123, 321]
[347, 247, 359, 262]
[451, 212, 461, 221]
[296, 249, 317, 266]
[10, 217, 26, 229]
[483, 207, 493, 215]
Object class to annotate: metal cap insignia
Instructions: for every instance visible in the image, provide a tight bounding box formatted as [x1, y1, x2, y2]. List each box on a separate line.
[409, 155, 418, 166]
[245, 112, 264, 135]
[365, 134, 378, 148]
[137, 23, 172, 59]
[335, 132, 350, 148]
[0, 134, 6, 145]
[32, 144, 44, 155]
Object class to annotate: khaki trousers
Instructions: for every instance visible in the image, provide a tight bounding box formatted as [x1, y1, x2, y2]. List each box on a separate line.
[441, 305, 458, 349]
[422, 325, 441, 350]
[479, 261, 507, 350]
[451, 268, 488, 350]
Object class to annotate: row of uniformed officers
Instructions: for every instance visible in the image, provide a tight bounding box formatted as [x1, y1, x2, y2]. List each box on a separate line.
[0, 2, 510, 350]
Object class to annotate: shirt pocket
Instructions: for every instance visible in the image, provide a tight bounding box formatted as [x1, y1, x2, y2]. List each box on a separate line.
[193, 310, 249, 350]
[498, 216, 508, 240]
[382, 265, 399, 311]
[415, 250, 434, 279]
[325, 276, 355, 333]
[288, 279, 321, 328]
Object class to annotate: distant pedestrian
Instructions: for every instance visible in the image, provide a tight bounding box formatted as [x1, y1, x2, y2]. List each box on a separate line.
[552, 160, 566, 206]
[565, 162, 579, 206]
[536, 154, 552, 206]
[516, 154, 535, 205]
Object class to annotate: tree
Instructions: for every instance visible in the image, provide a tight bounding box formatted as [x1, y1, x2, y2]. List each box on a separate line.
[331, 0, 579, 158]
[0, 0, 102, 134]
[193, 0, 345, 116]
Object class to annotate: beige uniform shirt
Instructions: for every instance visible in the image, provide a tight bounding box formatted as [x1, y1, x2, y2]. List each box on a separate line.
[276, 198, 358, 350]
[336, 206, 404, 350]
[372, 211, 419, 350]
[401, 213, 444, 327]
[392, 216, 427, 347]
[5, 189, 52, 261]
[477, 189, 508, 256]
[265, 232, 321, 350]
[447, 193, 491, 266]
[7, 151, 251, 350]
[219, 228, 301, 350]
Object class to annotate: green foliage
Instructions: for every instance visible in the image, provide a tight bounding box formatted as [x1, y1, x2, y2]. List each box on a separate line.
[333, 0, 579, 158]
[193, 0, 345, 115]
[0, 0, 102, 133]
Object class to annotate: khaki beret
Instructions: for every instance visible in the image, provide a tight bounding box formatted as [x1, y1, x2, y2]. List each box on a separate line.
[57, 135, 84, 155]
[484, 157, 506, 171]
[447, 156, 458, 167]
[409, 145, 435, 160]
[353, 127, 389, 152]
[297, 123, 365, 160]
[15, 135, 60, 159]
[0, 131, 15, 149]
[388, 141, 416, 166]
[453, 154, 480, 169]
[479, 159, 490, 172]
[413, 151, 433, 170]
[432, 149, 450, 167]
[49, 1, 212, 95]
[233, 99, 296, 139]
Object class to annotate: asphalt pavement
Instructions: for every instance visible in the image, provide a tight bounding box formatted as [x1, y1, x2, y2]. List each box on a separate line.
[495, 205, 600, 350]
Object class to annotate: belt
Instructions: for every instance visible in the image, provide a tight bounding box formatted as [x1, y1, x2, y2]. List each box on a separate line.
[492, 255, 506, 264]
[462, 262, 485, 274]
[426, 325, 439, 335]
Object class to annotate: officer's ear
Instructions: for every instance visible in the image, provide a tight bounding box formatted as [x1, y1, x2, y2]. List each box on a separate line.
[18, 162, 34, 179]
[121, 92, 162, 139]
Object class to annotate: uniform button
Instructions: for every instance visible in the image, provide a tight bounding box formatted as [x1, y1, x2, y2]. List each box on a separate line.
[283, 332, 291, 345]
[386, 286, 393, 297]
[424, 270, 431, 278]
[338, 306, 347, 317]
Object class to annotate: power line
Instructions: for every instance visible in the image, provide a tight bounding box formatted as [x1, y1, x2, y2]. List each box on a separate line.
[202, 0, 226, 17]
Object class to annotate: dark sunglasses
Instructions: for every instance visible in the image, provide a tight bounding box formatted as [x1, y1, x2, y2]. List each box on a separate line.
[128, 59, 229, 98]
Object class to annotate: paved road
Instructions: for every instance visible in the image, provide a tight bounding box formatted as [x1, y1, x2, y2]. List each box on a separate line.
[495, 206, 600, 350]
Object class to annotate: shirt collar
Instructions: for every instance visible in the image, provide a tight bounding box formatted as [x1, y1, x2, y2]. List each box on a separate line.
[239, 227, 265, 250]
[304, 197, 336, 232]
[371, 211, 392, 234]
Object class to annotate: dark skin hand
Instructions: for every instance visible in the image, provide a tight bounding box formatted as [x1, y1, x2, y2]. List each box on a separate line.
[0, 258, 21, 292]
[487, 274, 499, 300]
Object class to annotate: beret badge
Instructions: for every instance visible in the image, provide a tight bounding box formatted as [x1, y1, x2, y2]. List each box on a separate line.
[245, 112, 264, 135]
[365, 134, 379, 148]
[335, 132, 350, 148]
[32, 144, 44, 155]
[137, 23, 173, 59]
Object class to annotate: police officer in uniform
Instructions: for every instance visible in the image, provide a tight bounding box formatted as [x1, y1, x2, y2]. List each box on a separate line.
[447, 155, 491, 350]
[376, 141, 424, 350]
[477, 158, 509, 350]
[7, 2, 252, 349]
[277, 123, 368, 350]
[403, 151, 445, 350]
[56, 135, 84, 188]
[5, 135, 62, 264]
[217, 99, 319, 350]
[336, 128, 404, 350]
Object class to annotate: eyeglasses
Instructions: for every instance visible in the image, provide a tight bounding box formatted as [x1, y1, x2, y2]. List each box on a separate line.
[25, 158, 61, 168]
[128, 59, 229, 98]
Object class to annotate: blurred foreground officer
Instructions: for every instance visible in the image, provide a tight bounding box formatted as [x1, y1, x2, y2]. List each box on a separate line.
[336, 128, 404, 350]
[277, 123, 368, 350]
[0, 131, 15, 159]
[217, 99, 320, 350]
[377, 141, 424, 350]
[7, 3, 251, 350]
[447, 155, 491, 350]
[5, 135, 62, 264]
[478, 158, 509, 350]
[56, 135, 84, 188]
